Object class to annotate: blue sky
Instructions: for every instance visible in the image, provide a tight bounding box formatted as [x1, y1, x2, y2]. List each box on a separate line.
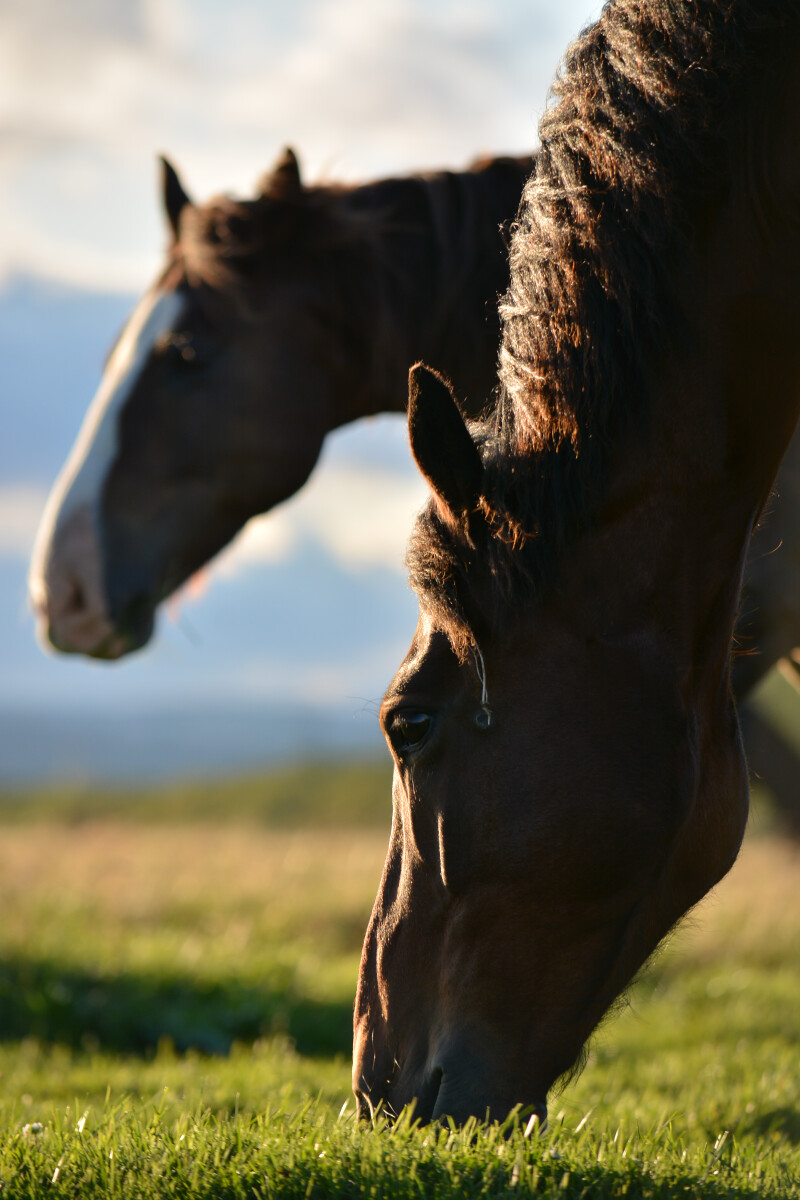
[0, 0, 604, 771]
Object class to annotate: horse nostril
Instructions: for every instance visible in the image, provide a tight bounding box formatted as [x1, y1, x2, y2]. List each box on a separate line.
[64, 578, 87, 616]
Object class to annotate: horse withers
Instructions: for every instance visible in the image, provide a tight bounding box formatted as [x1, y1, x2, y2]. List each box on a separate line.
[353, 0, 800, 1125]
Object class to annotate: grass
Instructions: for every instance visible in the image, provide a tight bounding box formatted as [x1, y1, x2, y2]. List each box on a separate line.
[0, 768, 797, 1197]
[750, 666, 800, 756]
[0, 761, 394, 827]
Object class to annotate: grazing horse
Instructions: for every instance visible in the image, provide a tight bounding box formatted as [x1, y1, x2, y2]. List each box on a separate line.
[353, 0, 800, 1125]
[28, 150, 532, 659]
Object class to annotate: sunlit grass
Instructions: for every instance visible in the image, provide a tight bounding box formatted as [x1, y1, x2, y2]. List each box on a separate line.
[7, 1097, 798, 1199]
[0, 761, 394, 827]
[0, 776, 796, 1197]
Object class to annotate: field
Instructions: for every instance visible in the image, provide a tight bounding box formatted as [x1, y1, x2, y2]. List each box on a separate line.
[0, 765, 797, 1198]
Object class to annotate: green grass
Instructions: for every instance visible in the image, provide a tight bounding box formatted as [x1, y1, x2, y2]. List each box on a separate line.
[7, 1092, 798, 1199]
[0, 768, 797, 1197]
[0, 761, 393, 827]
[750, 667, 800, 756]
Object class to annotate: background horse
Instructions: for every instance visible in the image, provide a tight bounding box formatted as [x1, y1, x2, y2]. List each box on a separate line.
[353, 0, 800, 1125]
[28, 150, 531, 659]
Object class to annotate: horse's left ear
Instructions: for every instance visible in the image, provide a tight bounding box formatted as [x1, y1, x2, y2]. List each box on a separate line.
[159, 156, 192, 239]
[258, 147, 302, 200]
[408, 363, 484, 520]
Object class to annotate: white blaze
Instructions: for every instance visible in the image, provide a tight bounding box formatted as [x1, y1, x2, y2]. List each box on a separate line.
[29, 288, 185, 611]
[28, 288, 186, 657]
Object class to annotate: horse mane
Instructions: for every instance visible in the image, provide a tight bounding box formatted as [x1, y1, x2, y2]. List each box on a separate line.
[408, 0, 800, 659]
[172, 156, 532, 411]
[175, 185, 367, 297]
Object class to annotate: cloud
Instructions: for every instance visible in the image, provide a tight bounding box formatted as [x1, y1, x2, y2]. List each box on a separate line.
[207, 639, 413, 706]
[220, 0, 518, 166]
[0, 0, 605, 289]
[214, 461, 428, 579]
[0, 486, 46, 558]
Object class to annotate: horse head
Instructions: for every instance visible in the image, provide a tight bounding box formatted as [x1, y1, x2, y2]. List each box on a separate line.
[29, 150, 365, 656]
[352, 366, 749, 1124]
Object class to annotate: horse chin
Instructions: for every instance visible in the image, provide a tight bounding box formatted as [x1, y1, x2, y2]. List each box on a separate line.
[36, 597, 154, 660]
[43, 615, 152, 661]
[426, 1065, 548, 1130]
[97, 622, 153, 660]
[103, 607, 156, 659]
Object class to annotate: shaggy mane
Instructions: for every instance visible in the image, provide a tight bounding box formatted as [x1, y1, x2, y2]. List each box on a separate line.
[408, 0, 800, 657]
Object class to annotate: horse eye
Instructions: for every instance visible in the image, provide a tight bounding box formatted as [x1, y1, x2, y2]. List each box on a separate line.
[387, 711, 432, 757]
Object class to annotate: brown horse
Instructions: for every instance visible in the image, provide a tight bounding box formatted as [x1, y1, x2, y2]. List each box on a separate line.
[28, 150, 532, 659]
[27, 144, 800, 815]
[353, 0, 800, 1125]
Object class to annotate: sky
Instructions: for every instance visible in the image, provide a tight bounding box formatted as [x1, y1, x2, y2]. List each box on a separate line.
[0, 0, 605, 772]
[1, 0, 603, 289]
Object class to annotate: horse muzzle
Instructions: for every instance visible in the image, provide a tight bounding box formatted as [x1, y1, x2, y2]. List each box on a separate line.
[29, 501, 149, 659]
[353, 1025, 547, 1128]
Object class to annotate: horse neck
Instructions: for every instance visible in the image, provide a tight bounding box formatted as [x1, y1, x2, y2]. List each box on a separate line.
[560, 337, 786, 710]
[332, 156, 533, 426]
[546, 73, 800, 1015]
[539, 376, 757, 1037]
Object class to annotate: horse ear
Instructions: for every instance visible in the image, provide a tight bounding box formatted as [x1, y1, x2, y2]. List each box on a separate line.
[408, 363, 484, 519]
[258, 147, 302, 200]
[159, 156, 192, 239]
